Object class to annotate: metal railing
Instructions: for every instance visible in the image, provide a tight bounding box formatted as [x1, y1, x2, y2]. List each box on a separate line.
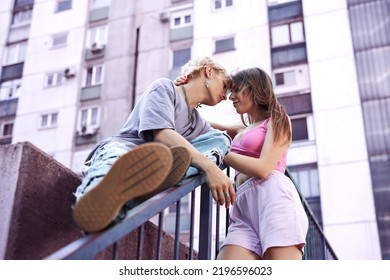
[46, 168, 337, 260]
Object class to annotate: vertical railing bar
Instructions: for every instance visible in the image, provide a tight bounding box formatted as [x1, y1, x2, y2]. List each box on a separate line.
[198, 183, 213, 260]
[174, 199, 181, 260]
[112, 242, 118, 259]
[156, 211, 164, 260]
[215, 205, 220, 259]
[189, 190, 196, 260]
[137, 225, 144, 260]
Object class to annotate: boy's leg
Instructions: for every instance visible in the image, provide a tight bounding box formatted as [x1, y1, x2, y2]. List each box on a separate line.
[72, 142, 173, 232]
[184, 130, 231, 179]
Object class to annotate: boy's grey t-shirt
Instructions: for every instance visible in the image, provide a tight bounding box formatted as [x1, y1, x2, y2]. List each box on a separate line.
[87, 78, 213, 159]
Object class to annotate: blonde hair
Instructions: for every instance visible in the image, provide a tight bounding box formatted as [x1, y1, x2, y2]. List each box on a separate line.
[181, 57, 232, 86]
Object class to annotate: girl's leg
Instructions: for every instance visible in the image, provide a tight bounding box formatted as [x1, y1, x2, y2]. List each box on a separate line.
[263, 246, 303, 260]
[217, 245, 260, 260]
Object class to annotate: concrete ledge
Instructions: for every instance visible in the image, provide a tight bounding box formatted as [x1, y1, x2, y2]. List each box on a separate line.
[0, 142, 83, 259]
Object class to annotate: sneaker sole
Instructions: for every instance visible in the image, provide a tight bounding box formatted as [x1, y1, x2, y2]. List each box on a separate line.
[72, 143, 172, 232]
[136, 146, 191, 202]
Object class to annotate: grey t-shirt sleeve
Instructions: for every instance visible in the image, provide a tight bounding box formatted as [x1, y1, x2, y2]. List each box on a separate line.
[138, 81, 176, 141]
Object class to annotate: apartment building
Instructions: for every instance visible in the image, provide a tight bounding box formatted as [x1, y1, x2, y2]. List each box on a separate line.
[0, 0, 388, 259]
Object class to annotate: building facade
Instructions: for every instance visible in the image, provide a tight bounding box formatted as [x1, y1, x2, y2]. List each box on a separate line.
[0, 0, 388, 259]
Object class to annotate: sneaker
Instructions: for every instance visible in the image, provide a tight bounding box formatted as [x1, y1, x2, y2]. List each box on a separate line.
[72, 143, 172, 232]
[136, 146, 191, 202]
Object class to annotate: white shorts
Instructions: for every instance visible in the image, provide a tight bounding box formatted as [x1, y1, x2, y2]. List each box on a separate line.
[221, 171, 309, 258]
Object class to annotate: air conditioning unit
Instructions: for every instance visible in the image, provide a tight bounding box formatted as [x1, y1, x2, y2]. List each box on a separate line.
[79, 125, 97, 136]
[64, 67, 76, 78]
[91, 42, 105, 54]
[159, 11, 170, 23]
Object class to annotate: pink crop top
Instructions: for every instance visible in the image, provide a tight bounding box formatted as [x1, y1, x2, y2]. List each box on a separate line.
[230, 118, 287, 178]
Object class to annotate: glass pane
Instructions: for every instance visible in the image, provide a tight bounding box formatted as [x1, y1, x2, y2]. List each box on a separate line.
[226, 0, 233, 7]
[291, 117, 308, 141]
[6, 45, 17, 64]
[290, 21, 304, 43]
[173, 49, 191, 67]
[309, 169, 320, 197]
[86, 68, 93, 86]
[91, 108, 98, 125]
[53, 34, 67, 46]
[94, 66, 103, 84]
[275, 73, 284, 85]
[47, 74, 54, 86]
[3, 123, 13, 136]
[271, 25, 290, 47]
[92, 0, 110, 9]
[41, 115, 48, 127]
[284, 70, 296, 85]
[81, 110, 88, 127]
[297, 169, 310, 197]
[51, 113, 58, 126]
[174, 17, 181, 26]
[184, 15, 191, 24]
[18, 43, 27, 62]
[214, 0, 222, 9]
[215, 37, 234, 53]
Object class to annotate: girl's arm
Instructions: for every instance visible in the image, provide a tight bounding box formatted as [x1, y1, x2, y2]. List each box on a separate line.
[223, 120, 290, 179]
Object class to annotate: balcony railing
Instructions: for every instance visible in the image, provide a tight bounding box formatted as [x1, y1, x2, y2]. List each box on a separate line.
[46, 167, 337, 260]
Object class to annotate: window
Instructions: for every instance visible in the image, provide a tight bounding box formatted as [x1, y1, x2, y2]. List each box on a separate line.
[5, 42, 27, 65]
[271, 21, 304, 47]
[274, 70, 295, 86]
[171, 10, 192, 29]
[79, 107, 99, 130]
[0, 79, 21, 100]
[40, 113, 58, 128]
[291, 116, 308, 141]
[289, 163, 322, 226]
[213, 0, 233, 10]
[215, 37, 235, 53]
[84, 65, 104, 86]
[45, 72, 64, 87]
[91, 0, 110, 9]
[56, 0, 72, 12]
[173, 49, 191, 68]
[52, 33, 68, 48]
[11, 9, 32, 26]
[87, 25, 108, 48]
[1, 122, 13, 138]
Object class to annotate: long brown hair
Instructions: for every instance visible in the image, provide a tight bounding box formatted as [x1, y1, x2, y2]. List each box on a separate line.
[231, 67, 291, 146]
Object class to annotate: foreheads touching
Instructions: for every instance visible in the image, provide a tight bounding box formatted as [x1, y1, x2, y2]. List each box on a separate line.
[180, 57, 232, 90]
[230, 67, 275, 103]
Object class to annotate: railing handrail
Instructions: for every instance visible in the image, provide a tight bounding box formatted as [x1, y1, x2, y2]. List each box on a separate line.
[46, 174, 206, 260]
[47, 167, 338, 260]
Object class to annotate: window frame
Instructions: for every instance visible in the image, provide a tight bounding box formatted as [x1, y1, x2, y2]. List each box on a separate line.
[45, 72, 65, 88]
[271, 20, 305, 48]
[87, 25, 108, 48]
[11, 9, 32, 27]
[0, 121, 14, 138]
[78, 106, 100, 131]
[214, 37, 235, 53]
[170, 9, 193, 29]
[212, 0, 233, 11]
[56, 0, 72, 13]
[84, 64, 104, 87]
[4, 42, 27, 65]
[40, 112, 58, 129]
[0, 79, 21, 100]
[290, 114, 315, 143]
[51, 32, 68, 48]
